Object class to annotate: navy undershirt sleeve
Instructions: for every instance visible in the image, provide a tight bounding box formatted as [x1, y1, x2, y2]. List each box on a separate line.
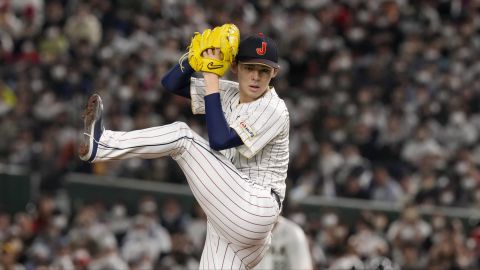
[204, 93, 243, 150]
[161, 59, 194, 98]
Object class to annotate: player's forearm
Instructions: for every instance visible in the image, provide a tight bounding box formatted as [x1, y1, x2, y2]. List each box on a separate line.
[204, 93, 243, 150]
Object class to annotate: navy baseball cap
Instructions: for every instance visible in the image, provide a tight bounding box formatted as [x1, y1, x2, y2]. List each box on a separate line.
[236, 33, 280, 69]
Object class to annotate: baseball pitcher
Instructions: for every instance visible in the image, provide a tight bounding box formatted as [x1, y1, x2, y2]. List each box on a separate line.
[79, 24, 289, 270]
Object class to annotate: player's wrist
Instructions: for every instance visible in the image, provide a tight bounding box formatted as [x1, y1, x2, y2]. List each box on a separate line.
[203, 72, 220, 94]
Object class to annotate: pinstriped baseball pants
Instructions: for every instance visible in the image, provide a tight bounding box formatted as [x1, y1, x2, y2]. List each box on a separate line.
[93, 121, 280, 269]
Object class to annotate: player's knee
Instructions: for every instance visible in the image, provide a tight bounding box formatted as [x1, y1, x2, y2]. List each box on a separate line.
[173, 121, 192, 135]
[174, 121, 189, 129]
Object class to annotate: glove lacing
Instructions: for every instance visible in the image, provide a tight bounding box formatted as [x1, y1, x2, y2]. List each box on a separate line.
[178, 52, 189, 72]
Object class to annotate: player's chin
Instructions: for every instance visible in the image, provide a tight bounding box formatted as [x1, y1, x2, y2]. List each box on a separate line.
[247, 86, 267, 96]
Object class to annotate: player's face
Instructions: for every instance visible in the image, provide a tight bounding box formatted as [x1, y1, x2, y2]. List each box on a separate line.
[233, 62, 278, 103]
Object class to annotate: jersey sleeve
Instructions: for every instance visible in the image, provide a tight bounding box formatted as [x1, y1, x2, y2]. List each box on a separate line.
[231, 100, 289, 159]
[190, 78, 234, 114]
[190, 77, 207, 114]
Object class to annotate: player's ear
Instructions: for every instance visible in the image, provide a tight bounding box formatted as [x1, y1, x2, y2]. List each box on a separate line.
[271, 68, 279, 78]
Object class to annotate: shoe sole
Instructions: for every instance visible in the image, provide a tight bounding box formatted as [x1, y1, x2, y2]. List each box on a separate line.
[79, 94, 104, 162]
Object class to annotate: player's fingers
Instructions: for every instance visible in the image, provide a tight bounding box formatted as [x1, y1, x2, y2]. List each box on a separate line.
[202, 48, 222, 59]
[202, 49, 211, 57]
[214, 48, 223, 59]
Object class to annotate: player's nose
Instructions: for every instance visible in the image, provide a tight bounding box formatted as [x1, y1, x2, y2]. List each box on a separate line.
[251, 70, 260, 80]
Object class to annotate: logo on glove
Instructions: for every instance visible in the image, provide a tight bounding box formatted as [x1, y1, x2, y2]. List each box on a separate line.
[207, 62, 224, 69]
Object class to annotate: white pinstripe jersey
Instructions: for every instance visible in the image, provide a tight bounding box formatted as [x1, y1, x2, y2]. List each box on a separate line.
[190, 78, 289, 201]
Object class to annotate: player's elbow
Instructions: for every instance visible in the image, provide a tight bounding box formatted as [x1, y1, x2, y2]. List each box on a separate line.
[161, 72, 176, 93]
[207, 128, 243, 151]
[209, 139, 228, 151]
[161, 62, 193, 94]
[210, 145, 224, 151]
[209, 133, 243, 151]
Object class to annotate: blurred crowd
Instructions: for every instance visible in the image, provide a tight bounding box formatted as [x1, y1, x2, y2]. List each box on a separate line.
[1, 0, 480, 268]
[0, 195, 204, 270]
[2, 0, 480, 205]
[1, 195, 480, 269]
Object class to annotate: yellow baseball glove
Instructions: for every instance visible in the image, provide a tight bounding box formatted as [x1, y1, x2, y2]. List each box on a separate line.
[186, 23, 240, 77]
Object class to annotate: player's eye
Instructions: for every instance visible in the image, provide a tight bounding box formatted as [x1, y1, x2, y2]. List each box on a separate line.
[260, 69, 271, 74]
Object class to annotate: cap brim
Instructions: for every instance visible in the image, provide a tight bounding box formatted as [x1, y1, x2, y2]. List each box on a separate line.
[239, 58, 280, 69]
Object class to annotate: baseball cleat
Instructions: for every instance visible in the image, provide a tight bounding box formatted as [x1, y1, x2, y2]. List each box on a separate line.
[79, 94, 104, 162]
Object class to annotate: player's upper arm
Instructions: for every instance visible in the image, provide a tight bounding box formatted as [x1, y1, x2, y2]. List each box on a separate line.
[231, 100, 289, 159]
